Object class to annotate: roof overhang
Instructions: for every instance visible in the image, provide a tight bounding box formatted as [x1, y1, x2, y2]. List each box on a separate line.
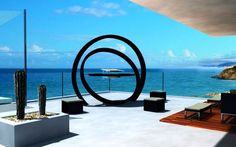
[131, 0, 236, 36]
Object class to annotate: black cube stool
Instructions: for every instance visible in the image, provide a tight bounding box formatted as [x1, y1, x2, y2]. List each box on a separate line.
[62, 98, 83, 114]
[150, 90, 166, 101]
[144, 97, 165, 112]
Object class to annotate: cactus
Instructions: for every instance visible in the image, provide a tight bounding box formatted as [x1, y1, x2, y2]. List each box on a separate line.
[38, 85, 46, 115]
[14, 70, 26, 119]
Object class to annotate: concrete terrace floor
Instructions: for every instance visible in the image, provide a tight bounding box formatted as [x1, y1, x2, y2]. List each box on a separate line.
[0, 92, 235, 147]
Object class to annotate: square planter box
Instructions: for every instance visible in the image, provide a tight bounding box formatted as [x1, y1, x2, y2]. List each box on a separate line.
[0, 113, 69, 147]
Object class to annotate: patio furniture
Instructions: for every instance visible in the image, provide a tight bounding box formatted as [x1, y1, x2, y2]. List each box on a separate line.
[144, 97, 165, 112]
[207, 96, 221, 106]
[221, 93, 236, 122]
[185, 103, 212, 120]
[150, 90, 166, 101]
[62, 98, 83, 114]
[230, 89, 236, 94]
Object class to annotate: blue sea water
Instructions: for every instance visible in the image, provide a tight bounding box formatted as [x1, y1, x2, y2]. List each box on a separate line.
[0, 68, 235, 101]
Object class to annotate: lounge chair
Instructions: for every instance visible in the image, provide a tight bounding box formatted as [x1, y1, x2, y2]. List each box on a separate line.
[229, 89, 236, 94]
[207, 95, 221, 106]
[185, 103, 212, 120]
[221, 93, 236, 122]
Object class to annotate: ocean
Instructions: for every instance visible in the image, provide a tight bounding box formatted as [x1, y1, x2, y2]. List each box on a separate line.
[1, 68, 235, 101]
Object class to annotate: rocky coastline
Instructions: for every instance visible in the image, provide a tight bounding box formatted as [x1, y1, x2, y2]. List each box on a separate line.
[213, 66, 236, 80]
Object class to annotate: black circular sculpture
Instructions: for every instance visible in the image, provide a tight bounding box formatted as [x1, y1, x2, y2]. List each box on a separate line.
[72, 35, 146, 105]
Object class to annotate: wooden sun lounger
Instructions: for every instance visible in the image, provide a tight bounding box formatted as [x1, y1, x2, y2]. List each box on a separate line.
[207, 96, 221, 103]
[185, 103, 212, 120]
[207, 96, 221, 106]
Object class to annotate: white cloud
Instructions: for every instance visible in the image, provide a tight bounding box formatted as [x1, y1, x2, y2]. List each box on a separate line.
[199, 56, 236, 67]
[0, 46, 13, 56]
[0, 46, 10, 52]
[198, 50, 236, 67]
[184, 49, 196, 58]
[54, 9, 64, 14]
[60, 34, 95, 41]
[66, 53, 74, 58]
[30, 44, 56, 54]
[117, 10, 126, 15]
[30, 44, 44, 53]
[82, 7, 111, 17]
[167, 50, 176, 58]
[56, 2, 126, 17]
[68, 6, 82, 13]
[116, 44, 126, 53]
[102, 3, 120, 9]
[67, 5, 111, 17]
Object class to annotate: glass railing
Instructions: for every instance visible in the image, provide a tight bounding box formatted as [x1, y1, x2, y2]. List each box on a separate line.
[0, 68, 146, 102]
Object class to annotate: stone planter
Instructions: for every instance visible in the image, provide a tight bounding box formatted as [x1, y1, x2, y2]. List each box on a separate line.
[0, 113, 69, 147]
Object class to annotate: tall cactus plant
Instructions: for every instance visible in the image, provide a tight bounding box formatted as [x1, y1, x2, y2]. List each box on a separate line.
[14, 70, 26, 119]
[38, 85, 46, 115]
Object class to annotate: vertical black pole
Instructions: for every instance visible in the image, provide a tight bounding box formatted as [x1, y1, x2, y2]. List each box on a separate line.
[162, 72, 164, 91]
[108, 77, 111, 92]
[24, 9, 27, 105]
[62, 72, 64, 97]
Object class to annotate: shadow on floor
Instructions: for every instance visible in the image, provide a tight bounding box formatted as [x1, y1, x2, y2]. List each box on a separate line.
[69, 111, 89, 120]
[158, 110, 170, 113]
[144, 110, 170, 113]
[67, 111, 89, 115]
[87, 100, 144, 108]
[32, 132, 79, 147]
[214, 126, 236, 147]
[69, 116, 83, 120]
[116, 100, 144, 107]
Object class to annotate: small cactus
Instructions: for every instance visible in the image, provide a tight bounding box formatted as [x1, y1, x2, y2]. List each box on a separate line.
[14, 70, 26, 119]
[38, 85, 46, 115]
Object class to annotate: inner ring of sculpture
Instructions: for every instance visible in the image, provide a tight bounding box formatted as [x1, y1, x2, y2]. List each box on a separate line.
[71, 34, 146, 106]
[80, 48, 141, 105]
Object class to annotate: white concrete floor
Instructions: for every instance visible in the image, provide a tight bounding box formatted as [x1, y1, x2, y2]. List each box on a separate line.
[0, 92, 235, 147]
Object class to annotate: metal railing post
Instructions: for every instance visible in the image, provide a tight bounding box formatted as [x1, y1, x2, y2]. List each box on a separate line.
[24, 9, 27, 106]
[108, 77, 111, 92]
[162, 72, 165, 91]
[62, 72, 64, 97]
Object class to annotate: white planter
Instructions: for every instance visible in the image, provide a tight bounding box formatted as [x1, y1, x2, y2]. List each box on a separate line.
[0, 113, 69, 147]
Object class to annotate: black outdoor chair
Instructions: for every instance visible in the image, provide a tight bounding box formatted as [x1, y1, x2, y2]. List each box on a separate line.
[221, 93, 236, 122]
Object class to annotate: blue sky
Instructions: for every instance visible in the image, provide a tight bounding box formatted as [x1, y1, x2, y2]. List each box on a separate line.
[0, 0, 236, 68]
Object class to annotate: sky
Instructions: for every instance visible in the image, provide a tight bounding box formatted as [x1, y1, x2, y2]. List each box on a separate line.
[0, 0, 236, 69]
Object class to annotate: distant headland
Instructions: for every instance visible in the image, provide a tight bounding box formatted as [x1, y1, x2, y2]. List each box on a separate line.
[213, 66, 236, 80]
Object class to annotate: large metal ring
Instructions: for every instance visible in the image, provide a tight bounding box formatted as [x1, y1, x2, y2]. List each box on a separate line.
[72, 34, 146, 105]
[80, 48, 140, 105]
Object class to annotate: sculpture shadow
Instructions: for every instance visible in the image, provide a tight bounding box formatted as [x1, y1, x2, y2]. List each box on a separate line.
[87, 100, 144, 108]
[32, 132, 79, 147]
[115, 100, 144, 107]
[214, 126, 236, 147]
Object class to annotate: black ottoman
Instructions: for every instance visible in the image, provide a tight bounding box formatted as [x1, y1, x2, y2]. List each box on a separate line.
[144, 97, 165, 112]
[150, 90, 166, 101]
[62, 98, 83, 114]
